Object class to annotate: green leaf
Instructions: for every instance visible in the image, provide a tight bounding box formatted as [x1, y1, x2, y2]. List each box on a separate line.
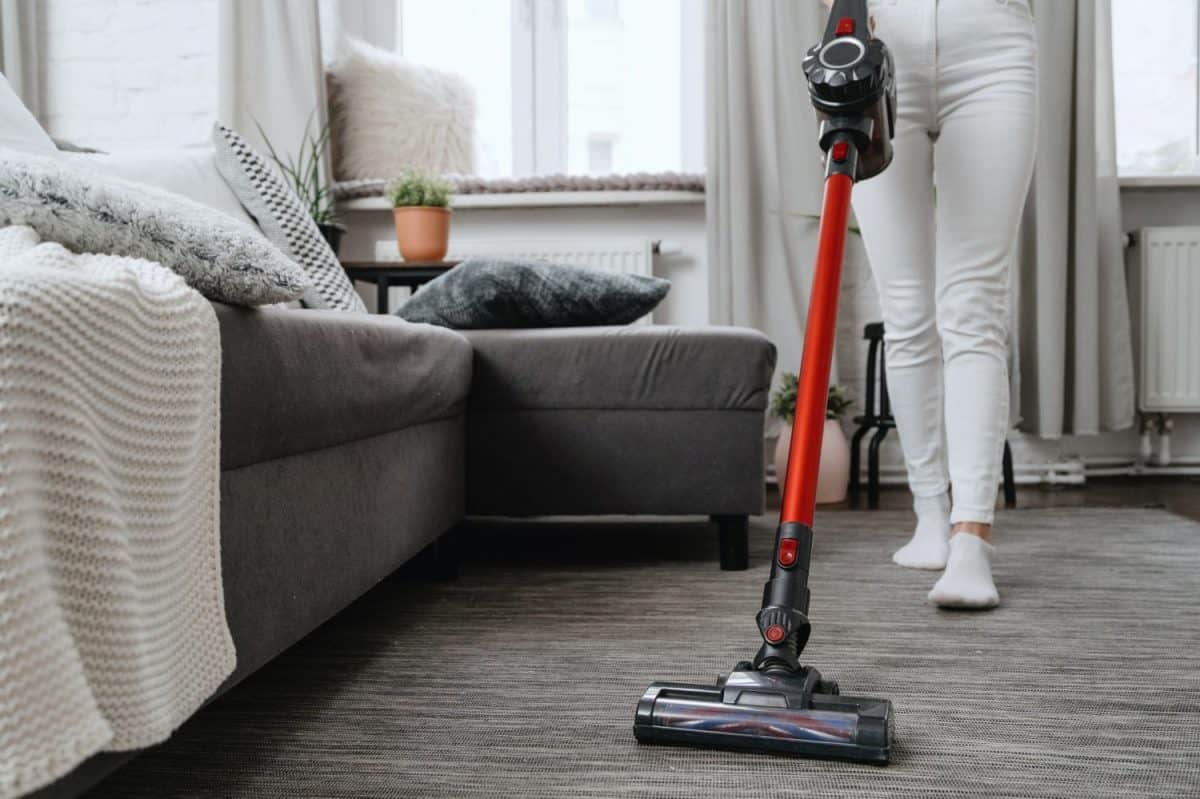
[770, 375, 855, 423]
[254, 108, 338, 226]
[387, 169, 456, 208]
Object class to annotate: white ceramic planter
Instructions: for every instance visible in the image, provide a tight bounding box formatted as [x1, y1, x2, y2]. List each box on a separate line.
[774, 418, 851, 504]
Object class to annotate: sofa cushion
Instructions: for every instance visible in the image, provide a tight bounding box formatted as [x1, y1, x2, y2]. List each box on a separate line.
[215, 304, 472, 469]
[461, 326, 776, 412]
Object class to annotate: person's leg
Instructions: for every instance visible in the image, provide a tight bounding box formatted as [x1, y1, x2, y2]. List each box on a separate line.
[926, 0, 1037, 608]
[851, 1, 951, 569]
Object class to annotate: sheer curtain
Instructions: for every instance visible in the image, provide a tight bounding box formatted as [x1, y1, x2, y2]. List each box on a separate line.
[705, 0, 879, 412]
[1014, 0, 1135, 437]
[0, 0, 39, 117]
[217, 0, 329, 171]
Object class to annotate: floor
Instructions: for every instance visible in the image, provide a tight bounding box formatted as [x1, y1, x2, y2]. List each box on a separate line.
[82, 477, 1200, 798]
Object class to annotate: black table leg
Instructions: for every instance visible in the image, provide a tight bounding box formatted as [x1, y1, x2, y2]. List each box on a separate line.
[1002, 440, 1017, 508]
[376, 275, 390, 314]
[849, 424, 871, 497]
[867, 426, 888, 510]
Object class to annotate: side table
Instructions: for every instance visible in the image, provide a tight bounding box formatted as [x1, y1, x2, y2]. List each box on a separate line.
[342, 261, 461, 314]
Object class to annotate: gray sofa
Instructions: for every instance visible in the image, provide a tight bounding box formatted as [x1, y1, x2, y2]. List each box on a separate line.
[37, 305, 775, 798]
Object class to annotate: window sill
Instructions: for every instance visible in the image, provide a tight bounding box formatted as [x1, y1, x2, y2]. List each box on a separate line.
[339, 190, 705, 212]
[1119, 175, 1200, 189]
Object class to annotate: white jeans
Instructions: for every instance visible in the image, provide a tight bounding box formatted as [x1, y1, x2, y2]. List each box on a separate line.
[852, 0, 1037, 524]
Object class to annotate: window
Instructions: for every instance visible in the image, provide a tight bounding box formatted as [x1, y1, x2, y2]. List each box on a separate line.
[394, 0, 704, 178]
[1112, 0, 1199, 176]
[398, 0, 515, 176]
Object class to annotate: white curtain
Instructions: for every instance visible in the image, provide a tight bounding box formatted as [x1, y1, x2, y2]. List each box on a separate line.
[320, 0, 396, 56]
[705, 0, 879, 417]
[217, 0, 329, 172]
[1014, 0, 1135, 437]
[0, 0, 39, 117]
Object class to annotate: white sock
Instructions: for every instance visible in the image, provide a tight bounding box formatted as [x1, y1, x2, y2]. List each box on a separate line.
[892, 492, 951, 570]
[928, 532, 999, 609]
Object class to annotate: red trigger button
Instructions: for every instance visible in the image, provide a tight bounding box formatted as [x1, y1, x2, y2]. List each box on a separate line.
[778, 538, 799, 568]
[832, 141, 850, 163]
[836, 17, 855, 36]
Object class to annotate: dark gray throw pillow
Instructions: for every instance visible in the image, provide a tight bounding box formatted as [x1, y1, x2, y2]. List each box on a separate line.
[395, 258, 670, 328]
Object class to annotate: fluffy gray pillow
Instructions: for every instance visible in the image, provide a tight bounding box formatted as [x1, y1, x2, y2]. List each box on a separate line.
[395, 258, 670, 328]
[0, 149, 310, 306]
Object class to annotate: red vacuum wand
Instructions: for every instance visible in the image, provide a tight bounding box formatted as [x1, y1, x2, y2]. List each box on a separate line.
[779, 170, 854, 527]
[752, 140, 865, 674]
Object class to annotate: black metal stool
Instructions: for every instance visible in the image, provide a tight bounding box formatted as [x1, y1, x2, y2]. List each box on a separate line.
[848, 322, 1016, 510]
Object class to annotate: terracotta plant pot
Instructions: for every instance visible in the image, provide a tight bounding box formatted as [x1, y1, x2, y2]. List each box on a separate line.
[774, 418, 851, 505]
[393, 206, 451, 261]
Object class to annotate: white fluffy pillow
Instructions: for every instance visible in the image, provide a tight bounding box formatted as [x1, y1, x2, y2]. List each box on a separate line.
[62, 147, 258, 229]
[328, 38, 476, 179]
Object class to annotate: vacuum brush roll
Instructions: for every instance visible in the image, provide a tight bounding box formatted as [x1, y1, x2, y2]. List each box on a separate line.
[634, 674, 893, 764]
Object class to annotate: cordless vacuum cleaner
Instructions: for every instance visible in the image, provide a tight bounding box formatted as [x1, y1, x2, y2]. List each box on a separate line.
[633, 0, 897, 763]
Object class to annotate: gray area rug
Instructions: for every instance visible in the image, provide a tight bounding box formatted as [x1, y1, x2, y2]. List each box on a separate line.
[90, 509, 1200, 798]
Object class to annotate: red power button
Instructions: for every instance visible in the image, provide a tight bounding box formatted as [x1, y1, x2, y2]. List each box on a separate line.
[831, 141, 850, 163]
[836, 17, 855, 36]
[778, 538, 799, 568]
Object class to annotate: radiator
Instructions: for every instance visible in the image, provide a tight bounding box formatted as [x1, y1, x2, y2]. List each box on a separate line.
[1139, 227, 1200, 412]
[374, 236, 658, 321]
[375, 237, 655, 276]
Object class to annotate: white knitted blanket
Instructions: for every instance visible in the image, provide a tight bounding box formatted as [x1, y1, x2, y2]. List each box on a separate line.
[0, 226, 235, 798]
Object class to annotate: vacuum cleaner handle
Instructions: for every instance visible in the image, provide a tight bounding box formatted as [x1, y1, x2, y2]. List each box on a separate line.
[804, 0, 896, 181]
[753, 0, 896, 673]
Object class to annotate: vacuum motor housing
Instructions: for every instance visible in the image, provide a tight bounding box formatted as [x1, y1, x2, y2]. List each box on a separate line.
[802, 6, 897, 181]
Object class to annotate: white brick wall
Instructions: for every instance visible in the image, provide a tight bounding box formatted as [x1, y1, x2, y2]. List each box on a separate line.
[38, 0, 219, 151]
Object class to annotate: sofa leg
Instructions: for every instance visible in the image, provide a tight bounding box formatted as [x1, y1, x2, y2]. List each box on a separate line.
[413, 528, 459, 580]
[713, 514, 750, 571]
[431, 531, 460, 580]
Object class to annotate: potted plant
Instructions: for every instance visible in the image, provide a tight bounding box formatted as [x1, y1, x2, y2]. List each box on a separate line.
[387, 171, 454, 262]
[256, 115, 345, 253]
[770, 377, 854, 504]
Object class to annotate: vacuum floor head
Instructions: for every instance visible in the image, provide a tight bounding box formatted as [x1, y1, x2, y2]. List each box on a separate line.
[634, 664, 893, 763]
